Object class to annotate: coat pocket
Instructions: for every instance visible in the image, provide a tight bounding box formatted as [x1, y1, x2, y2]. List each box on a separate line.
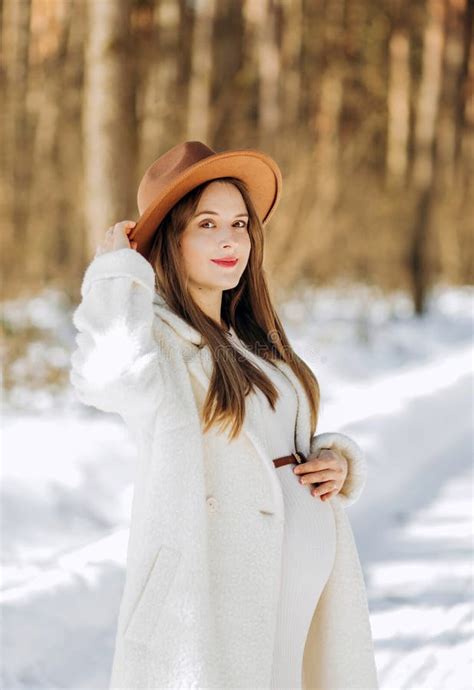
[123, 544, 182, 647]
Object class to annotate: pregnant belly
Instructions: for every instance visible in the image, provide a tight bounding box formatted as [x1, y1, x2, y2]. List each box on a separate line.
[276, 464, 337, 546]
[271, 465, 337, 690]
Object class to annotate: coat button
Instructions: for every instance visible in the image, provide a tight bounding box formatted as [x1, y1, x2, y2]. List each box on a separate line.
[206, 496, 218, 512]
[259, 508, 275, 515]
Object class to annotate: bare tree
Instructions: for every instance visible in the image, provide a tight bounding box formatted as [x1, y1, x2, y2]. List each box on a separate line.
[387, 28, 411, 187]
[409, 0, 445, 314]
[82, 0, 136, 258]
[280, 0, 303, 132]
[137, 0, 181, 175]
[1, 0, 32, 253]
[186, 0, 216, 141]
[272, 0, 345, 286]
[243, 0, 281, 146]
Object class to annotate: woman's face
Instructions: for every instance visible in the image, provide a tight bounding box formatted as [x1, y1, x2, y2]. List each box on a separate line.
[179, 181, 252, 293]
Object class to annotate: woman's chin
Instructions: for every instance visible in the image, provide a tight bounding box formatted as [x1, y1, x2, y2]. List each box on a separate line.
[205, 274, 242, 290]
[190, 270, 244, 291]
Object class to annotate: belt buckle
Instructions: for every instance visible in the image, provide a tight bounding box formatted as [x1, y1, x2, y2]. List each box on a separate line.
[292, 451, 303, 464]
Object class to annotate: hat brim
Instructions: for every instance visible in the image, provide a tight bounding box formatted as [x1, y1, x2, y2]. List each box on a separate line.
[130, 149, 282, 260]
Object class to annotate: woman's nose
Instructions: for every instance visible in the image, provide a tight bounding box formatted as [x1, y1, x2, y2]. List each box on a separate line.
[219, 236, 238, 248]
[218, 227, 244, 249]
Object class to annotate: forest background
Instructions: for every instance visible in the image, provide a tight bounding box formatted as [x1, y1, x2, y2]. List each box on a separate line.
[1, 0, 473, 400]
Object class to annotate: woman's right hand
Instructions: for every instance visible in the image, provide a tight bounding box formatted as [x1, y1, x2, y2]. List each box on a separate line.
[95, 220, 138, 256]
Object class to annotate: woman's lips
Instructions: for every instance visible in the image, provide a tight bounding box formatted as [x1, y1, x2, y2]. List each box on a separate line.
[211, 259, 238, 267]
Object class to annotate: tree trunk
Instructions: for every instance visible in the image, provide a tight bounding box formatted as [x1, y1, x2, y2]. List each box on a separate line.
[137, 0, 181, 177]
[186, 0, 216, 141]
[273, 0, 345, 287]
[280, 0, 303, 132]
[244, 0, 281, 147]
[1, 0, 32, 263]
[387, 29, 410, 187]
[409, 0, 445, 315]
[82, 0, 136, 258]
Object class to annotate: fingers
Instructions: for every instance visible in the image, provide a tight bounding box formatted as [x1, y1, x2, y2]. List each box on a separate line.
[310, 480, 337, 497]
[293, 449, 340, 476]
[96, 220, 138, 255]
[293, 463, 342, 500]
[105, 220, 136, 236]
[319, 489, 338, 501]
[293, 453, 321, 473]
[116, 220, 137, 234]
[115, 221, 137, 248]
[124, 222, 138, 249]
[296, 464, 346, 489]
[291, 450, 342, 500]
[296, 470, 329, 484]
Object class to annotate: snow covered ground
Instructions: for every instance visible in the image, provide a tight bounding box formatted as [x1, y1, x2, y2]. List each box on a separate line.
[1, 283, 473, 689]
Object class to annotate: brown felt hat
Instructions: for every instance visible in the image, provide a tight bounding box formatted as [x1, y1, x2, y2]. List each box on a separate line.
[129, 140, 283, 260]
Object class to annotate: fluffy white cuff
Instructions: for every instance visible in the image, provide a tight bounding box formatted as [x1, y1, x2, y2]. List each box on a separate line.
[81, 247, 156, 298]
[310, 431, 367, 507]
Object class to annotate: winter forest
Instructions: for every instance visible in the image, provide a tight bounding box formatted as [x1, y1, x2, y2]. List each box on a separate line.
[1, 0, 473, 688]
[3, 0, 473, 300]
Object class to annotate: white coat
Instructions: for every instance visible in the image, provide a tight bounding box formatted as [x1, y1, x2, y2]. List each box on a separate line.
[70, 247, 379, 689]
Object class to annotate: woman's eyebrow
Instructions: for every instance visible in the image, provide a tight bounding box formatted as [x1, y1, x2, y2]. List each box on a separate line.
[193, 210, 249, 218]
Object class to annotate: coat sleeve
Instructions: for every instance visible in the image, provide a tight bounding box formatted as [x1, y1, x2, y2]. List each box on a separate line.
[309, 431, 367, 507]
[69, 247, 164, 423]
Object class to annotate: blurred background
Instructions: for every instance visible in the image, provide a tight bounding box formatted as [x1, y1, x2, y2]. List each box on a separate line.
[1, 1, 473, 688]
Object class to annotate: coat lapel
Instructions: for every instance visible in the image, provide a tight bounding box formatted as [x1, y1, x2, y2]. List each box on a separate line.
[152, 292, 313, 520]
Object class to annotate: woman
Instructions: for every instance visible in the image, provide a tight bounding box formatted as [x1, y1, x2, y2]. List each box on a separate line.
[70, 141, 378, 689]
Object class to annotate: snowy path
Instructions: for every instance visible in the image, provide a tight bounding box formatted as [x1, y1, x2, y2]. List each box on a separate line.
[368, 428, 473, 690]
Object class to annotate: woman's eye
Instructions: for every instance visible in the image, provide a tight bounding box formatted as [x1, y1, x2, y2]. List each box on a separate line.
[200, 220, 248, 229]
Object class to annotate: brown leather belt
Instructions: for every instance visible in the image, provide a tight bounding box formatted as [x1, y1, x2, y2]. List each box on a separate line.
[273, 451, 307, 468]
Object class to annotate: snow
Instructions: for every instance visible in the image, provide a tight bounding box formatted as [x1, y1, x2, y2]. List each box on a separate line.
[1, 283, 473, 689]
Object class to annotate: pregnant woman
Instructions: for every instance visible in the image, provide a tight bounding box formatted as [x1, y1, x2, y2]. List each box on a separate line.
[70, 140, 378, 689]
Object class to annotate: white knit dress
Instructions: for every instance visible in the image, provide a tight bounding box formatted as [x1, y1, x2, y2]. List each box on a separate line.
[224, 327, 337, 690]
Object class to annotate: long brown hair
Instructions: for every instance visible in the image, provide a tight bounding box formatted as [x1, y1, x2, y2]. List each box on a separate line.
[148, 176, 320, 441]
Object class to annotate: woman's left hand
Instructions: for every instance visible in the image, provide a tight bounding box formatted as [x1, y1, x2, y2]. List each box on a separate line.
[293, 449, 348, 501]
